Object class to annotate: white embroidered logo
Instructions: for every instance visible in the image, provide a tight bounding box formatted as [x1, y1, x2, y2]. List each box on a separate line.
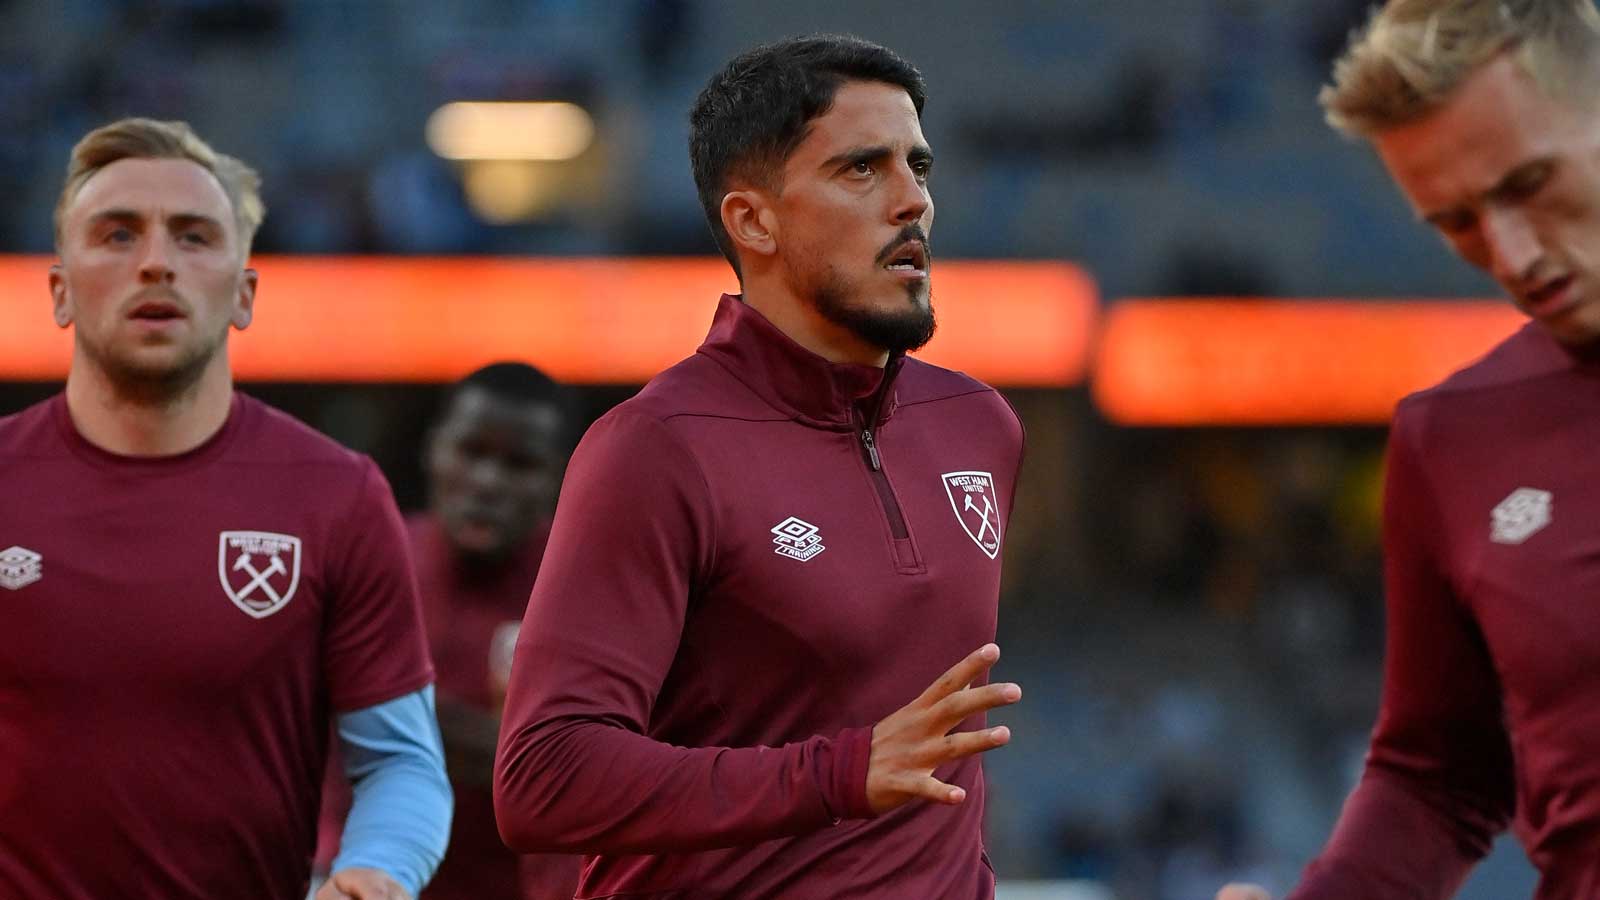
[0, 546, 42, 590]
[771, 517, 826, 562]
[942, 471, 1003, 559]
[218, 531, 303, 618]
[1490, 488, 1552, 545]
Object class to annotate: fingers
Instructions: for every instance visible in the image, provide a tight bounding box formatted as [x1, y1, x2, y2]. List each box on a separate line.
[930, 680, 1022, 728]
[1217, 885, 1272, 900]
[915, 643, 1000, 708]
[929, 725, 1012, 764]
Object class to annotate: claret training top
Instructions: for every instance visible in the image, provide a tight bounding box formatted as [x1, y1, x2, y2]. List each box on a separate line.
[495, 294, 1025, 899]
[1291, 323, 1600, 900]
[0, 393, 434, 900]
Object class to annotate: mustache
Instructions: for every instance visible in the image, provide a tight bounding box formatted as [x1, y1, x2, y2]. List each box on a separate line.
[874, 225, 931, 266]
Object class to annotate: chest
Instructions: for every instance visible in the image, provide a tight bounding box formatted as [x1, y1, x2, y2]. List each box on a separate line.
[687, 417, 1015, 683]
[0, 464, 335, 701]
[1436, 406, 1600, 712]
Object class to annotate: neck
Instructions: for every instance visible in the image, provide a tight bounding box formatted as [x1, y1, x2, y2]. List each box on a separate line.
[64, 352, 235, 457]
[741, 275, 890, 368]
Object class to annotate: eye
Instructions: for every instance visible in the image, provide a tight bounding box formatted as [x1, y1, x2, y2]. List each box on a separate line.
[105, 227, 134, 244]
[851, 160, 875, 177]
[911, 159, 933, 182]
[180, 231, 210, 246]
[1500, 161, 1553, 201]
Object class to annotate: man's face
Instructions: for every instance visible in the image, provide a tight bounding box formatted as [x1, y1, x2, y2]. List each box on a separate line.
[770, 79, 937, 354]
[51, 157, 255, 390]
[1374, 53, 1600, 346]
[427, 386, 569, 560]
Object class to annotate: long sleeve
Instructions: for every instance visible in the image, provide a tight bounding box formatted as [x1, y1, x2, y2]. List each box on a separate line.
[492, 410, 874, 856]
[332, 687, 454, 897]
[1289, 406, 1514, 899]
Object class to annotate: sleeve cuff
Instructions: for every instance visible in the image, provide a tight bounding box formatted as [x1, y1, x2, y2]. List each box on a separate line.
[817, 725, 877, 823]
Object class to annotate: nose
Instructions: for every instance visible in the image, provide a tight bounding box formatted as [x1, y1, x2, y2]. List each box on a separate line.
[888, 162, 931, 226]
[137, 232, 177, 285]
[1481, 208, 1542, 285]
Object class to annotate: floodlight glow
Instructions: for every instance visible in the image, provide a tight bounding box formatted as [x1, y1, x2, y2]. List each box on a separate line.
[426, 101, 595, 161]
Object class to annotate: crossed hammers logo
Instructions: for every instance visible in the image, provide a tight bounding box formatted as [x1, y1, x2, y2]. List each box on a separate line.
[233, 552, 288, 605]
[964, 492, 998, 544]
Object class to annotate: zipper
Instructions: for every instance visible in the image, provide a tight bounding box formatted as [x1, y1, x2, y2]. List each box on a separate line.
[858, 355, 910, 541]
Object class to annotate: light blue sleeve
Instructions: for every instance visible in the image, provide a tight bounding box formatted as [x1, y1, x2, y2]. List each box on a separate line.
[331, 685, 453, 897]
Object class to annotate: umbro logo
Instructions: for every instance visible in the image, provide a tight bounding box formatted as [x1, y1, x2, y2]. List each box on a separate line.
[1491, 488, 1552, 545]
[0, 545, 42, 590]
[771, 517, 826, 562]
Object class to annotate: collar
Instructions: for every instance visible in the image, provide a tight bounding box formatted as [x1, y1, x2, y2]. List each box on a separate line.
[695, 294, 902, 429]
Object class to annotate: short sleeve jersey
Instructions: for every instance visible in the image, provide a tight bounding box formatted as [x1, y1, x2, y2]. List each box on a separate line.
[0, 393, 434, 900]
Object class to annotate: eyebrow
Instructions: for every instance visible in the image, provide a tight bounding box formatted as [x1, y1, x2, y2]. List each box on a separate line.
[1421, 156, 1556, 227]
[85, 209, 226, 231]
[820, 143, 935, 172]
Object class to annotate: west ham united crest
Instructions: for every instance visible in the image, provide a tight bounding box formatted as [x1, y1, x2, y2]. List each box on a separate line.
[218, 531, 302, 618]
[942, 471, 1003, 560]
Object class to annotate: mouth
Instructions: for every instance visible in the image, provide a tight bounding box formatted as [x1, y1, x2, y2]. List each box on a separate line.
[128, 300, 187, 321]
[881, 240, 929, 277]
[1522, 274, 1577, 317]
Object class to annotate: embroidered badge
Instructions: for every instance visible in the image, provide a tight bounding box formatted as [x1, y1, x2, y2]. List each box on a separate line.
[218, 531, 302, 618]
[771, 517, 826, 562]
[942, 471, 1003, 559]
[1490, 488, 1552, 545]
[0, 546, 42, 590]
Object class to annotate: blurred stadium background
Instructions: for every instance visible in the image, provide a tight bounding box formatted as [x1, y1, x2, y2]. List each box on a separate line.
[0, 1, 1540, 897]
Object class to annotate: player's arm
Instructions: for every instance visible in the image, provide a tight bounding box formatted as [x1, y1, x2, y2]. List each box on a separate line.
[1271, 407, 1513, 900]
[493, 411, 1018, 855]
[320, 686, 453, 900]
[320, 460, 455, 897]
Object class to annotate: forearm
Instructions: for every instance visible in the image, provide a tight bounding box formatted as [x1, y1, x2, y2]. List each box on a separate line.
[494, 716, 874, 854]
[1290, 764, 1505, 900]
[333, 687, 454, 897]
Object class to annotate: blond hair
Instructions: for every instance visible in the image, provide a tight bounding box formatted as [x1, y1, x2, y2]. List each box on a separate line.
[1321, 0, 1600, 137]
[54, 118, 266, 255]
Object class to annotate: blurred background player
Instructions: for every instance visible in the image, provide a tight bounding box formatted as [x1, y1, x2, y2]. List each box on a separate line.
[319, 362, 581, 900]
[0, 118, 450, 900]
[1220, 2, 1600, 898]
[493, 34, 1025, 898]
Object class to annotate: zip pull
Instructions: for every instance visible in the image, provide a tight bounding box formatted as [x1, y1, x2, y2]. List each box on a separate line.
[861, 429, 882, 471]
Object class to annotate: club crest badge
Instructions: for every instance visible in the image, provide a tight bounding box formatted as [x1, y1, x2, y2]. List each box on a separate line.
[942, 471, 1003, 559]
[218, 531, 302, 618]
[0, 545, 42, 591]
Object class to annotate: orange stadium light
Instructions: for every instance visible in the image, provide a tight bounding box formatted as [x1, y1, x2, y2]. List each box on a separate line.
[0, 256, 1097, 386]
[1092, 298, 1528, 426]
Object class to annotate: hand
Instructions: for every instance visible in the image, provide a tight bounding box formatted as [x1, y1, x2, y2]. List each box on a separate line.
[1216, 884, 1272, 900]
[315, 867, 411, 900]
[866, 643, 1021, 814]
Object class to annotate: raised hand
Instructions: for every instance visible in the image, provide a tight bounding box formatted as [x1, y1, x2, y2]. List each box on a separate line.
[866, 643, 1021, 813]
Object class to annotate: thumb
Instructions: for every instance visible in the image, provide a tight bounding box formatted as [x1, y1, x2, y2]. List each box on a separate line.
[1217, 885, 1272, 900]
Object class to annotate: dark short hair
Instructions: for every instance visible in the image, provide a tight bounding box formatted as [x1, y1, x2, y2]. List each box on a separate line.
[447, 361, 579, 446]
[689, 34, 926, 277]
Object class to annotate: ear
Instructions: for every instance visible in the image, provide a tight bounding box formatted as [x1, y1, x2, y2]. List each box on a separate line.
[232, 267, 258, 330]
[49, 263, 72, 328]
[720, 189, 778, 263]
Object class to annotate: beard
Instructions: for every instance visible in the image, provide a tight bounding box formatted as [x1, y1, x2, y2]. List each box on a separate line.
[78, 319, 227, 405]
[811, 274, 936, 354]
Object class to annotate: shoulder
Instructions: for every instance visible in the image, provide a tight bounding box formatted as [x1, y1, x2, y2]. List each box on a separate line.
[895, 358, 1022, 438]
[1394, 322, 1567, 448]
[231, 393, 377, 476]
[623, 352, 783, 424]
[0, 396, 61, 459]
